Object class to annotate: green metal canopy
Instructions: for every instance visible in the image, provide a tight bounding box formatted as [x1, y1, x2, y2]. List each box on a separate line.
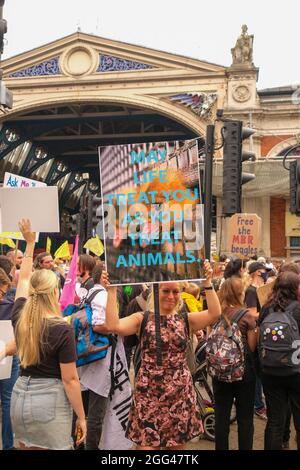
[0, 102, 199, 214]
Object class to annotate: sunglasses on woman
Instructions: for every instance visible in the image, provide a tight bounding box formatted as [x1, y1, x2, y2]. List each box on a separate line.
[160, 288, 180, 296]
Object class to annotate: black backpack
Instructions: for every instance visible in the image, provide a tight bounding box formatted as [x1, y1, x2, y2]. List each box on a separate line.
[259, 301, 300, 376]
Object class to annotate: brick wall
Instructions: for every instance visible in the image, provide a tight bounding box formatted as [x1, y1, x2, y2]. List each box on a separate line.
[270, 197, 286, 257]
[261, 136, 291, 157]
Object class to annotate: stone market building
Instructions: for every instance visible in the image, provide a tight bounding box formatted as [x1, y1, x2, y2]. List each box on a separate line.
[0, 27, 299, 257]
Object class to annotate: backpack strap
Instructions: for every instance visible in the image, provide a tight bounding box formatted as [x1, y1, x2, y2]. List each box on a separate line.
[285, 300, 300, 314]
[181, 310, 190, 336]
[139, 310, 150, 341]
[232, 308, 248, 325]
[84, 288, 104, 305]
[222, 308, 248, 343]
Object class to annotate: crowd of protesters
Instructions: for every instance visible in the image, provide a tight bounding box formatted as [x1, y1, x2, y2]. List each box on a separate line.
[1, 220, 300, 450]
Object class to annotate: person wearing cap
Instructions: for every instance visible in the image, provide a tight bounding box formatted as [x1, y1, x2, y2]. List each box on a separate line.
[244, 262, 268, 421]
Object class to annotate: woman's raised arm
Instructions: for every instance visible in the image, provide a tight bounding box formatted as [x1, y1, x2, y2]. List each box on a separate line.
[15, 219, 36, 300]
[188, 260, 222, 332]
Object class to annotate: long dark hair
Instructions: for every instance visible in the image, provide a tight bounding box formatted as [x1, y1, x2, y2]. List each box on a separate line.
[265, 272, 300, 311]
[224, 258, 242, 279]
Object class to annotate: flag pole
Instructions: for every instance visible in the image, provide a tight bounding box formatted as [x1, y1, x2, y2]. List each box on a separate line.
[14, 240, 19, 264]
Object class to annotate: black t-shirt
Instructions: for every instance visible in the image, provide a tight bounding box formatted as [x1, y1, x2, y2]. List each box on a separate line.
[258, 301, 300, 331]
[0, 298, 14, 320]
[12, 297, 77, 379]
[245, 285, 261, 312]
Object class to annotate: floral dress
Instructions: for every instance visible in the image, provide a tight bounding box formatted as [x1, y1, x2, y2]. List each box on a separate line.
[126, 312, 202, 447]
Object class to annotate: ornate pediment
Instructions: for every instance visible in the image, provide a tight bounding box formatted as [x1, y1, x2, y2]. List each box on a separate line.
[97, 54, 153, 72]
[3, 31, 225, 79]
[8, 53, 154, 78]
[9, 57, 61, 77]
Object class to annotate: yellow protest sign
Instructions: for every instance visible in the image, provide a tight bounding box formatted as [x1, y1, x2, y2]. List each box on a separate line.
[84, 235, 104, 257]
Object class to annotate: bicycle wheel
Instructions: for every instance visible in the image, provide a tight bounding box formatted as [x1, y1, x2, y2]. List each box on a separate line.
[202, 412, 215, 441]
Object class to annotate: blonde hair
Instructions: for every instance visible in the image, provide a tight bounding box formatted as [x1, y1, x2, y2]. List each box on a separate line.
[218, 277, 245, 325]
[0, 268, 11, 288]
[182, 281, 200, 299]
[16, 269, 64, 368]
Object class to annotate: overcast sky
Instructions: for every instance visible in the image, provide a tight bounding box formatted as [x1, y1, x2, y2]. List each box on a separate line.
[2, 0, 300, 89]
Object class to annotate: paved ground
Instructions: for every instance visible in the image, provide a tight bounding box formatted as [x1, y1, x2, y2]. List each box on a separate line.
[0, 406, 296, 450]
[187, 415, 296, 450]
[0, 370, 297, 450]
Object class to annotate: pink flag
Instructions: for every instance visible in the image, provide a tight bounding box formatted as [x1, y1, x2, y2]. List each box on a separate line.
[59, 235, 79, 311]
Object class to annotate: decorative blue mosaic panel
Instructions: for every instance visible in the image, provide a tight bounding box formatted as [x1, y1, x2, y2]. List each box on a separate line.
[9, 57, 61, 77]
[170, 93, 218, 118]
[98, 54, 153, 72]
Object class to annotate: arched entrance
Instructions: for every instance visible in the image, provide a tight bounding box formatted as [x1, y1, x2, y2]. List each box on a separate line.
[0, 32, 226, 242]
[0, 99, 204, 240]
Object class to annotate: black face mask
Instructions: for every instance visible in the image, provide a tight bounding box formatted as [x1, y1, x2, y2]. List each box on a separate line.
[260, 272, 268, 283]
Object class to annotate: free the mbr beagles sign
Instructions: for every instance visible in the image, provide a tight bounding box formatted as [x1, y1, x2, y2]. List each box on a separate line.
[98, 140, 205, 285]
[227, 213, 262, 258]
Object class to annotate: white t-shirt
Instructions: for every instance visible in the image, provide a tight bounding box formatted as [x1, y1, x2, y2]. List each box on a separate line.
[77, 284, 112, 397]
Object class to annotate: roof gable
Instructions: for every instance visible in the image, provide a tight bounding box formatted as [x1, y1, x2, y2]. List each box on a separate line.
[3, 32, 226, 78]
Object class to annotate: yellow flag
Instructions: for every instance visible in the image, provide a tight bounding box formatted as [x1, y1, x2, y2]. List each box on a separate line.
[54, 240, 70, 259]
[46, 237, 52, 254]
[84, 235, 104, 257]
[0, 238, 16, 249]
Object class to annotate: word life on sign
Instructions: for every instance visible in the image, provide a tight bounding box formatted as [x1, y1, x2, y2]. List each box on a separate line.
[227, 213, 262, 258]
[98, 140, 205, 285]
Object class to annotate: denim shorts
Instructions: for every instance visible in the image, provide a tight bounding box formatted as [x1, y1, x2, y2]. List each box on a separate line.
[11, 376, 73, 450]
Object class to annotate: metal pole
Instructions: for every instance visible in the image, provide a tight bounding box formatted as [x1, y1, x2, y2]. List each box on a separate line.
[0, 1, 13, 110]
[153, 283, 162, 366]
[0, 0, 4, 65]
[204, 124, 215, 260]
[78, 187, 87, 254]
[86, 192, 93, 240]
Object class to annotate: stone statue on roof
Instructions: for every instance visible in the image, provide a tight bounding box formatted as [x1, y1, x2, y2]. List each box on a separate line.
[231, 25, 254, 66]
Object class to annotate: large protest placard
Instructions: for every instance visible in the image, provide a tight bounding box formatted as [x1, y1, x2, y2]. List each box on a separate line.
[0, 172, 46, 241]
[98, 140, 204, 285]
[0, 186, 60, 233]
[227, 213, 262, 259]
